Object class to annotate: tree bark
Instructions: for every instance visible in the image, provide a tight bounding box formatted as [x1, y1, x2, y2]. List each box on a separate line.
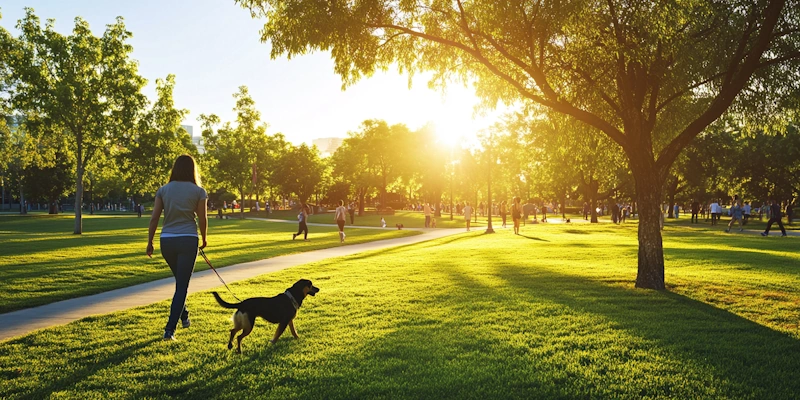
[239, 186, 245, 219]
[19, 186, 26, 215]
[358, 189, 366, 215]
[74, 137, 84, 234]
[634, 171, 665, 290]
[590, 196, 598, 223]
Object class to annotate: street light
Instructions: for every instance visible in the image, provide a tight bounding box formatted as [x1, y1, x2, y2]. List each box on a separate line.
[450, 158, 459, 221]
[485, 141, 496, 234]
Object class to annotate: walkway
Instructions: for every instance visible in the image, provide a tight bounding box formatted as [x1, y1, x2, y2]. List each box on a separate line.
[0, 222, 463, 341]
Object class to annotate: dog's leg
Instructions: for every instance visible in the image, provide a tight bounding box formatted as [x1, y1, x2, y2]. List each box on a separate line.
[289, 320, 299, 339]
[230, 311, 249, 351]
[270, 322, 289, 344]
[236, 324, 253, 354]
[236, 315, 256, 354]
[228, 328, 239, 350]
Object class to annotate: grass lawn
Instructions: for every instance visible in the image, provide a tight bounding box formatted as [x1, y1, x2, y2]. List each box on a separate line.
[663, 214, 800, 231]
[1, 223, 798, 399]
[0, 215, 418, 313]
[259, 209, 498, 229]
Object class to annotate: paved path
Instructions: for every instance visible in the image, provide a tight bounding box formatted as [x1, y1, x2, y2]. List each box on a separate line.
[0, 222, 463, 341]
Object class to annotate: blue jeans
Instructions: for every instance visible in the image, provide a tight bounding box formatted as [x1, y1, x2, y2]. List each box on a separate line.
[160, 236, 198, 332]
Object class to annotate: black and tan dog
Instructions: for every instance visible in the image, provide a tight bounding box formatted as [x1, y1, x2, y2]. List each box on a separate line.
[212, 279, 319, 353]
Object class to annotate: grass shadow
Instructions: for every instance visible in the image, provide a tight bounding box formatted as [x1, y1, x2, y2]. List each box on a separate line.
[518, 234, 550, 242]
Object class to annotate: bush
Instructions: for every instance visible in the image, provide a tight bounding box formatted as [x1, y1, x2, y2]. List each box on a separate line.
[378, 207, 395, 215]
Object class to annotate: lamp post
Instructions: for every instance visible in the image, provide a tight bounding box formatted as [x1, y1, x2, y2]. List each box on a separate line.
[450, 171, 454, 221]
[485, 140, 495, 234]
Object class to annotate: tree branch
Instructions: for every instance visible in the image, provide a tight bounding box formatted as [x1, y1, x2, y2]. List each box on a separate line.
[656, 0, 787, 172]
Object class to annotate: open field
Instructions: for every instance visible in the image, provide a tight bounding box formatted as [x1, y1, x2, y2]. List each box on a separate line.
[0, 215, 418, 313]
[1, 223, 797, 399]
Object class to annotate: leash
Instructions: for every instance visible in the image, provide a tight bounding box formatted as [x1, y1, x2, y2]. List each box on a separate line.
[199, 248, 242, 302]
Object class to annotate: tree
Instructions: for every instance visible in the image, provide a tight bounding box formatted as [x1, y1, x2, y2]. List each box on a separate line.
[4, 9, 147, 233]
[24, 147, 73, 214]
[354, 120, 411, 209]
[331, 137, 373, 214]
[201, 86, 265, 218]
[252, 132, 291, 205]
[275, 143, 325, 204]
[735, 123, 800, 202]
[240, 0, 800, 289]
[118, 75, 194, 202]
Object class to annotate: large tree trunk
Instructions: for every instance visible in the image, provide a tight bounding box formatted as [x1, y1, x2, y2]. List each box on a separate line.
[358, 189, 366, 215]
[74, 139, 84, 234]
[590, 197, 598, 223]
[19, 186, 26, 215]
[634, 171, 665, 290]
[49, 198, 59, 214]
[240, 186, 245, 219]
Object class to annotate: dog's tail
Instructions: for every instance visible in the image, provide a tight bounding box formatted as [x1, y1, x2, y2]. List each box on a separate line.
[212, 291, 240, 309]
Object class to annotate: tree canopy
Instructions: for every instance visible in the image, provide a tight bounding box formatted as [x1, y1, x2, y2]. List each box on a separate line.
[238, 0, 800, 289]
[2, 9, 147, 233]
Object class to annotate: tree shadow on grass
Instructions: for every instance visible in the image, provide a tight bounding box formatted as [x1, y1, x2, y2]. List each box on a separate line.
[285, 264, 798, 398]
[0, 336, 160, 399]
[160, 262, 800, 399]
[518, 234, 550, 242]
[663, 245, 800, 276]
[486, 265, 800, 399]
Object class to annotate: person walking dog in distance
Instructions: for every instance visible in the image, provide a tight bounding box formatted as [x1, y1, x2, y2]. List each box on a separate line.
[335, 200, 347, 243]
[146, 155, 208, 341]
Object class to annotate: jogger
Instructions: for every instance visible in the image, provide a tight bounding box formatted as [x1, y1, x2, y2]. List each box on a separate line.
[762, 200, 787, 237]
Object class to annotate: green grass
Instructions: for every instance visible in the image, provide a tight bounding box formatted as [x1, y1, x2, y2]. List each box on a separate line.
[260, 209, 498, 229]
[1, 223, 798, 399]
[663, 214, 800, 231]
[0, 215, 418, 313]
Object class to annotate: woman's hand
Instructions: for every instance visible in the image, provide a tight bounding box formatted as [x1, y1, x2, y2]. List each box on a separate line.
[200, 238, 207, 249]
[146, 242, 154, 258]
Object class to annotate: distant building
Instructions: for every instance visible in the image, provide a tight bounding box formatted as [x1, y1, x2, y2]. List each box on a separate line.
[312, 137, 344, 157]
[181, 124, 204, 154]
[181, 125, 194, 137]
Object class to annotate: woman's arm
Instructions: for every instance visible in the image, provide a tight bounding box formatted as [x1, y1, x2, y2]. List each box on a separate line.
[196, 198, 208, 249]
[147, 197, 164, 257]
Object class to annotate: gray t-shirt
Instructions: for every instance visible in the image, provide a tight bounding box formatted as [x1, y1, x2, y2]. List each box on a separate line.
[155, 181, 208, 237]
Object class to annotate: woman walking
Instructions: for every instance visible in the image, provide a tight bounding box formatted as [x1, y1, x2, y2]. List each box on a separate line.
[511, 197, 522, 235]
[726, 196, 744, 233]
[463, 202, 473, 231]
[146, 155, 208, 341]
[293, 203, 310, 241]
[335, 200, 347, 243]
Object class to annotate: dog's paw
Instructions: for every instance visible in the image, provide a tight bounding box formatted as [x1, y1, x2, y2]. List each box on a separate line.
[227, 343, 233, 350]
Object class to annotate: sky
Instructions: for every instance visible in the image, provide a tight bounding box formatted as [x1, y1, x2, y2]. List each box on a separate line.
[1, 0, 508, 146]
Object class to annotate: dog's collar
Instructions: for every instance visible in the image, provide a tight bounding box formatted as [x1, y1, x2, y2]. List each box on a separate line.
[284, 290, 300, 310]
